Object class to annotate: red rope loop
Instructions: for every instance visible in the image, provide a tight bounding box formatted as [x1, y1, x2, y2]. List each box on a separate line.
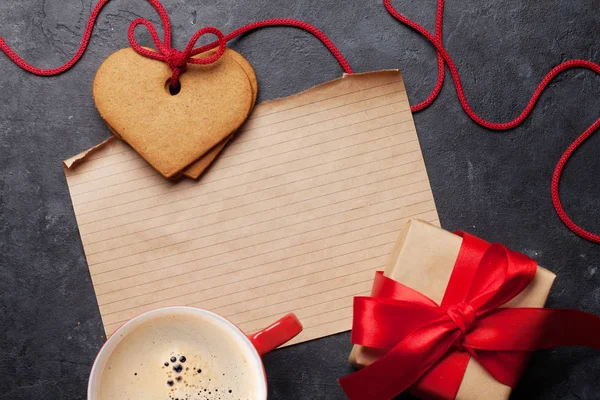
[385, 0, 600, 244]
[128, 16, 226, 87]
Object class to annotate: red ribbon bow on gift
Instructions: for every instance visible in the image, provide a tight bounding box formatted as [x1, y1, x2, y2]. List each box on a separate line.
[339, 232, 600, 400]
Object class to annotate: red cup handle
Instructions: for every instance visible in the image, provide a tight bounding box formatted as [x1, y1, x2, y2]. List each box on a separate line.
[247, 313, 303, 356]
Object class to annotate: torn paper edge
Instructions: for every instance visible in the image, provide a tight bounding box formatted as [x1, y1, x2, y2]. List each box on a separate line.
[254, 69, 401, 111]
[63, 136, 116, 169]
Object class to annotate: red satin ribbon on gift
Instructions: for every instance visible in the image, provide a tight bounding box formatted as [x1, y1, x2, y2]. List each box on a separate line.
[339, 232, 600, 400]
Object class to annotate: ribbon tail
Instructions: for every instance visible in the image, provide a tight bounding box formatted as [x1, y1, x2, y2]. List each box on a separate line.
[529, 308, 600, 349]
[466, 308, 600, 351]
[340, 322, 459, 400]
[463, 308, 600, 386]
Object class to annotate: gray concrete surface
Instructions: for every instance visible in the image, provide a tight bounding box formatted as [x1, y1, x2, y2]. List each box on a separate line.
[1, 0, 599, 398]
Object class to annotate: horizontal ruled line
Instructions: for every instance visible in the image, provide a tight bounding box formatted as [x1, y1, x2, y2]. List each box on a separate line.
[79, 144, 420, 229]
[240, 85, 403, 132]
[212, 118, 408, 162]
[225, 100, 406, 145]
[207, 128, 408, 175]
[214, 285, 369, 324]
[247, 79, 402, 120]
[101, 264, 377, 320]
[104, 277, 373, 327]
[86, 176, 429, 260]
[93, 233, 394, 293]
[73, 110, 410, 204]
[70, 167, 159, 194]
[83, 156, 421, 245]
[76, 130, 412, 221]
[89, 198, 434, 276]
[98, 250, 388, 306]
[68, 154, 147, 177]
[73, 91, 402, 179]
[299, 316, 353, 332]
[73, 119, 411, 202]
[70, 99, 408, 189]
[69, 163, 153, 186]
[91, 206, 434, 288]
[84, 162, 424, 249]
[235, 295, 365, 327]
[67, 148, 131, 170]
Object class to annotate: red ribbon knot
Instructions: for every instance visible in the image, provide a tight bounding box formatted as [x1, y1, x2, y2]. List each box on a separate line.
[126, 1, 226, 88]
[445, 302, 475, 335]
[339, 232, 600, 400]
[446, 301, 475, 351]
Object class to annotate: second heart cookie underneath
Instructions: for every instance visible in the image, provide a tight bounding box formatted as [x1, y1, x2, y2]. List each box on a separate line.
[182, 49, 259, 180]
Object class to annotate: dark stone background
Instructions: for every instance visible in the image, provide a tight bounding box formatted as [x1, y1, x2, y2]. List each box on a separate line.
[1, 0, 599, 398]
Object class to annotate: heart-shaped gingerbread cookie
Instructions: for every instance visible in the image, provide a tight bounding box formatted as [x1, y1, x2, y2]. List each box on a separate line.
[93, 47, 253, 178]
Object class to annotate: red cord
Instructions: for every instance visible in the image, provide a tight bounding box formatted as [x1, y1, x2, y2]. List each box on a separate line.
[551, 119, 600, 243]
[0, 0, 352, 78]
[189, 18, 353, 74]
[385, 0, 600, 244]
[410, 0, 445, 112]
[0, 0, 112, 75]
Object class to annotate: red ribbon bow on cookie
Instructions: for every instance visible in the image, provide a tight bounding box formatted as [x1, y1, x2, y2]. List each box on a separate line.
[339, 232, 600, 400]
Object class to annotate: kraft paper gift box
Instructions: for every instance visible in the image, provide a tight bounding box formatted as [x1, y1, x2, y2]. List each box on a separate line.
[348, 219, 556, 400]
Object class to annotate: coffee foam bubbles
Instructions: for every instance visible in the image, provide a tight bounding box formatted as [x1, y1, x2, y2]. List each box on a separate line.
[94, 310, 263, 400]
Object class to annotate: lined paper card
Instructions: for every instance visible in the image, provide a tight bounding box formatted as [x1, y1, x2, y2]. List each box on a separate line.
[64, 70, 439, 345]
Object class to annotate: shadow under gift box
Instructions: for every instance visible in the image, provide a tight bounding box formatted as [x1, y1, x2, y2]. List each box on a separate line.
[348, 219, 556, 400]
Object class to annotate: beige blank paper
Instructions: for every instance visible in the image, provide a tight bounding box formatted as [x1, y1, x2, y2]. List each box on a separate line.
[64, 70, 439, 345]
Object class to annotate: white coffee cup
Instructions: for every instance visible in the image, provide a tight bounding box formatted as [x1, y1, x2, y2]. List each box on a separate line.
[88, 306, 302, 400]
